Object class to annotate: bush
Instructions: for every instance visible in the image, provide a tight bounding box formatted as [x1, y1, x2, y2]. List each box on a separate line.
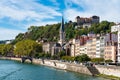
[105, 59, 113, 63]
[61, 56, 75, 62]
[91, 58, 104, 63]
[74, 54, 91, 62]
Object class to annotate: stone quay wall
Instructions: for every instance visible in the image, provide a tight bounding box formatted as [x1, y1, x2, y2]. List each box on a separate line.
[33, 59, 92, 75]
[95, 65, 120, 77]
[1, 57, 120, 77]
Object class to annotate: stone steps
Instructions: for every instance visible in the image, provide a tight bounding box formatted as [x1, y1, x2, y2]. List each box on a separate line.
[87, 66, 100, 76]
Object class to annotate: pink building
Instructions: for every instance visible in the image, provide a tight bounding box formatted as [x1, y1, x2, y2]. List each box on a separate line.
[104, 42, 117, 62]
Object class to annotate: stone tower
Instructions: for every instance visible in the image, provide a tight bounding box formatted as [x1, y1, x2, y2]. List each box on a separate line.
[59, 16, 65, 46]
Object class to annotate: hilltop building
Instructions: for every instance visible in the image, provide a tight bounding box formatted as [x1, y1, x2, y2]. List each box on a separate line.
[75, 15, 99, 28]
[111, 24, 120, 32]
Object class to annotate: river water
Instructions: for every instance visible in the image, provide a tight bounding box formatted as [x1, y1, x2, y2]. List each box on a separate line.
[0, 60, 108, 80]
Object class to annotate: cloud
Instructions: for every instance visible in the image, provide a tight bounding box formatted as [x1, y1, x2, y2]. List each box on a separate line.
[64, 0, 120, 22]
[49, 0, 60, 6]
[0, 28, 24, 40]
[0, 0, 61, 21]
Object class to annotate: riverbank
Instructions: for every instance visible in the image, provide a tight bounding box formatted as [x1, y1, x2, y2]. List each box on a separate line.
[0, 57, 97, 76]
[1, 57, 120, 79]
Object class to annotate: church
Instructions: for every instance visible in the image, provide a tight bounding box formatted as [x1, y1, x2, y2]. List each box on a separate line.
[51, 16, 70, 56]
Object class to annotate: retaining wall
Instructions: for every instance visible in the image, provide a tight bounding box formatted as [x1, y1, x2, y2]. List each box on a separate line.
[95, 65, 120, 77]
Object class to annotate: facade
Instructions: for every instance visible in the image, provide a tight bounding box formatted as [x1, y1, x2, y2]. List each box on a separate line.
[80, 45, 87, 54]
[118, 31, 120, 62]
[111, 24, 120, 32]
[51, 16, 65, 55]
[75, 15, 99, 28]
[105, 33, 118, 43]
[104, 42, 117, 62]
[80, 35, 89, 45]
[96, 35, 105, 58]
[51, 43, 61, 56]
[70, 44, 75, 57]
[70, 39, 80, 57]
[42, 42, 55, 54]
[86, 38, 97, 58]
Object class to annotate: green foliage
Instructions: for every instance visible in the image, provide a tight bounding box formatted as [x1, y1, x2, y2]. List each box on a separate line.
[61, 56, 75, 61]
[51, 55, 58, 60]
[58, 51, 66, 59]
[0, 44, 13, 56]
[105, 59, 113, 63]
[14, 39, 42, 57]
[35, 53, 51, 59]
[74, 54, 91, 62]
[91, 58, 104, 63]
[13, 20, 114, 43]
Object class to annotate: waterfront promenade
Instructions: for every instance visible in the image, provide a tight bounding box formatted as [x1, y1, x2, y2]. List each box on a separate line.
[0, 57, 120, 78]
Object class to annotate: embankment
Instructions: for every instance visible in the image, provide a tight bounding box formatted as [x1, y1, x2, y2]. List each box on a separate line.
[1, 57, 120, 78]
[95, 65, 120, 77]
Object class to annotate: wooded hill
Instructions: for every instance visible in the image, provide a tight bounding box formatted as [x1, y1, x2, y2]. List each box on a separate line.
[12, 21, 115, 44]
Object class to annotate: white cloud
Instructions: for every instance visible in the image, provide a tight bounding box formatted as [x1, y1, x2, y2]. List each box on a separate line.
[64, 0, 120, 22]
[0, 0, 61, 21]
[0, 28, 24, 40]
[49, 0, 60, 6]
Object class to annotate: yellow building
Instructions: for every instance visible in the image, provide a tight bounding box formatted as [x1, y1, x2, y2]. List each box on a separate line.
[104, 42, 117, 62]
[86, 38, 96, 58]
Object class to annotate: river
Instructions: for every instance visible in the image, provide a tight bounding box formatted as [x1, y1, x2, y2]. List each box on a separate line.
[0, 60, 108, 80]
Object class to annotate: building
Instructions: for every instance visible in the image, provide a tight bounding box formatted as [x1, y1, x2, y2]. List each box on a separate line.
[105, 33, 118, 43]
[52, 16, 65, 55]
[118, 31, 120, 62]
[104, 42, 117, 63]
[75, 15, 99, 28]
[96, 35, 105, 58]
[59, 16, 65, 46]
[95, 33, 117, 58]
[70, 44, 75, 57]
[111, 24, 120, 32]
[80, 35, 89, 45]
[86, 38, 97, 58]
[51, 43, 61, 56]
[70, 39, 80, 57]
[42, 42, 55, 54]
[80, 45, 87, 54]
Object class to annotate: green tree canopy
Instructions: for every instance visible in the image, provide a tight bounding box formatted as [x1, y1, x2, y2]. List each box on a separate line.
[14, 39, 42, 57]
[91, 58, 104, 63]
[0, 44, 13, 56]
[74, 54, 91, 62]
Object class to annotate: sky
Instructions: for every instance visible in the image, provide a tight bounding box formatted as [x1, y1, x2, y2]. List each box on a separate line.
[0, 0, 120, 40]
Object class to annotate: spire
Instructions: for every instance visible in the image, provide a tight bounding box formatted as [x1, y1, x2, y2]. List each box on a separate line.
[60, 16, 64, 32]
[59, 16, 65, 46]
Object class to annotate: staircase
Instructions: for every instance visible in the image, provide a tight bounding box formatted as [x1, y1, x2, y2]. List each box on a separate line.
[87, 66, 100, 76]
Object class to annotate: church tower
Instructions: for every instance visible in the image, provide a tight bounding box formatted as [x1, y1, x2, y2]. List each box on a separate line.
[59, 16, 65, 46]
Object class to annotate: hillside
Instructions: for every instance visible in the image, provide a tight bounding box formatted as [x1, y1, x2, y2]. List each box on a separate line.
[12, 21, 115, 44]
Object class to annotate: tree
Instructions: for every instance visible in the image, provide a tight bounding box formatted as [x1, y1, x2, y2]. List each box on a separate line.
[14, 39, 42, 57]
[58, 51, 66, 59]
[105, 59, 113, 63]
[0, 44, 4, 55]
[61, 56, 75, 61]
[91, 58, 104, 63]
[0, 44, 13, 56]
[75, 54, 91, 62]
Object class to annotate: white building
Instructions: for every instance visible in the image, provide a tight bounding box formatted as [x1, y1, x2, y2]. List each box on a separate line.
[70, 39, 80, 57]
[96, 35, 105, 58]
[111, 24, 120, 32]
[118, 31, 120, 62]
[80, 45, 87, 54]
